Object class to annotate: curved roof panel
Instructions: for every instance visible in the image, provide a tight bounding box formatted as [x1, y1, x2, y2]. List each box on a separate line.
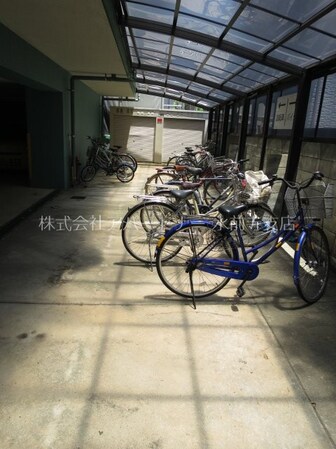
[118, 0, 336, 108]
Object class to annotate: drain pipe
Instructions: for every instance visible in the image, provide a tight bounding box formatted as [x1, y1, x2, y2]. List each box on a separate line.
[69, 74, 134, 186]
[70, 76, 76, 186]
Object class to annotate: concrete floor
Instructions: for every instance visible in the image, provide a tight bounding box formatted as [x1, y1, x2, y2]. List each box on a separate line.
[0, 164, 335, 449]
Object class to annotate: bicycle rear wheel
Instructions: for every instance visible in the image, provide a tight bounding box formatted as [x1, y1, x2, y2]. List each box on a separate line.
[121, 201, 181, 263]
[156, 223, 239, 298]
[203, 178, 232, 205]
[144, 172, 178, 194]
[295, 226, 330, 303]
[166, 155, 179, 166]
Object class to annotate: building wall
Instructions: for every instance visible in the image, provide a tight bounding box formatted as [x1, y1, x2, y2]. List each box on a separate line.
[0, 23, 101, 188]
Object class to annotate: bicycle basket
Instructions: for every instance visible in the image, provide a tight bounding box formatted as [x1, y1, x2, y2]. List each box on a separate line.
[284, 183, 334, 219]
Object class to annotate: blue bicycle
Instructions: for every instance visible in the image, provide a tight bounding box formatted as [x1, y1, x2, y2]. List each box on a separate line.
[155, 172, 332, 308]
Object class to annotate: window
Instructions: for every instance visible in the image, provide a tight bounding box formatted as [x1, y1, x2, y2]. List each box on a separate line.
[268, 85, 298, 137]
[247, 95, 266, 136]
[304, 71, 336, 139]
[230, 102, 244, 134]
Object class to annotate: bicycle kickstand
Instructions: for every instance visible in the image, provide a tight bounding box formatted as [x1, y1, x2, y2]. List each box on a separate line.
[189, 270, 197, 310]
[236, 279, 248, 298]
[147, 238, 154, 272]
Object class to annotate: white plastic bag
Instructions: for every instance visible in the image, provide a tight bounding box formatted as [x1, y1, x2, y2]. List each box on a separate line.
[244, 170, 272, 203]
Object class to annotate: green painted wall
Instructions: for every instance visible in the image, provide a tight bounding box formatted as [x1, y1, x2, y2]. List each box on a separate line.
[0, 23, 101, 189]
[74, 81, 102, 169]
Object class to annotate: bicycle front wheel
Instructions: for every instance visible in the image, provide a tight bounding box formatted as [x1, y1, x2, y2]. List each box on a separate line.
[116, 164, 134, 183]
[156, 223, 239, 298]
[117, 154, 138, 171]
[80, 164, 97, 182]
[295, 226, 330, 303]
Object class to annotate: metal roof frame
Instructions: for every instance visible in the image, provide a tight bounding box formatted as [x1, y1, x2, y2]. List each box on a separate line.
[116, 0, 336, 108]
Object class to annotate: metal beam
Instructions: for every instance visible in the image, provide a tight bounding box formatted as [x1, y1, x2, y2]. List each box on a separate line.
[258, 88, 273, 170]
[237, 99, 249, 161]
[135, 88, 212, 110]
[133, 62, 242, 97]
[138, 78, 215, 103]
[221, 105, 230, 156]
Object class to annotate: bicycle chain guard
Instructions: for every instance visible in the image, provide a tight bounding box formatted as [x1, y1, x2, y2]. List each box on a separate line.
[197, 258, 259, 281]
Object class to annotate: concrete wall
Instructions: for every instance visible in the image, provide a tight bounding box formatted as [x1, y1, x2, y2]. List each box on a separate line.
[245, 136, 263, 170]
[298, 141, 336, 265]
[243, 135, 336, 264]
[263, 138, 290, 178]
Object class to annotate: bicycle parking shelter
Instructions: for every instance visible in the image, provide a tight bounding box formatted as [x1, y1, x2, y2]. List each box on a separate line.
[0, 0, 336, 258]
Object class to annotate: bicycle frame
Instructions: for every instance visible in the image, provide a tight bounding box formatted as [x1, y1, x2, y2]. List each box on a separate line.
[162, 207, 310, 283]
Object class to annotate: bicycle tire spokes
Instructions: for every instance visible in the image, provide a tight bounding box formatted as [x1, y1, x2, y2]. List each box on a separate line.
[156, 223, 238, 298]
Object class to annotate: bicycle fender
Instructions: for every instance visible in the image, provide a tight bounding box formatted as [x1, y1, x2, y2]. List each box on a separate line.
[293, 228, 309, 285]
[119, 201, 177, 230]
[120, 203, 140, 230]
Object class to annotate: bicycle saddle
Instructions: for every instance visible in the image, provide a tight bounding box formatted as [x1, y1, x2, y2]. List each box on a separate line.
[218, 204, 249, 219]
[185, 166, 203, 176]
[169, 190, 195, 200]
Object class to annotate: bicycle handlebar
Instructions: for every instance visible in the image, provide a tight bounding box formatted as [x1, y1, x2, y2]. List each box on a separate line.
[258, 171, 325, 189]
